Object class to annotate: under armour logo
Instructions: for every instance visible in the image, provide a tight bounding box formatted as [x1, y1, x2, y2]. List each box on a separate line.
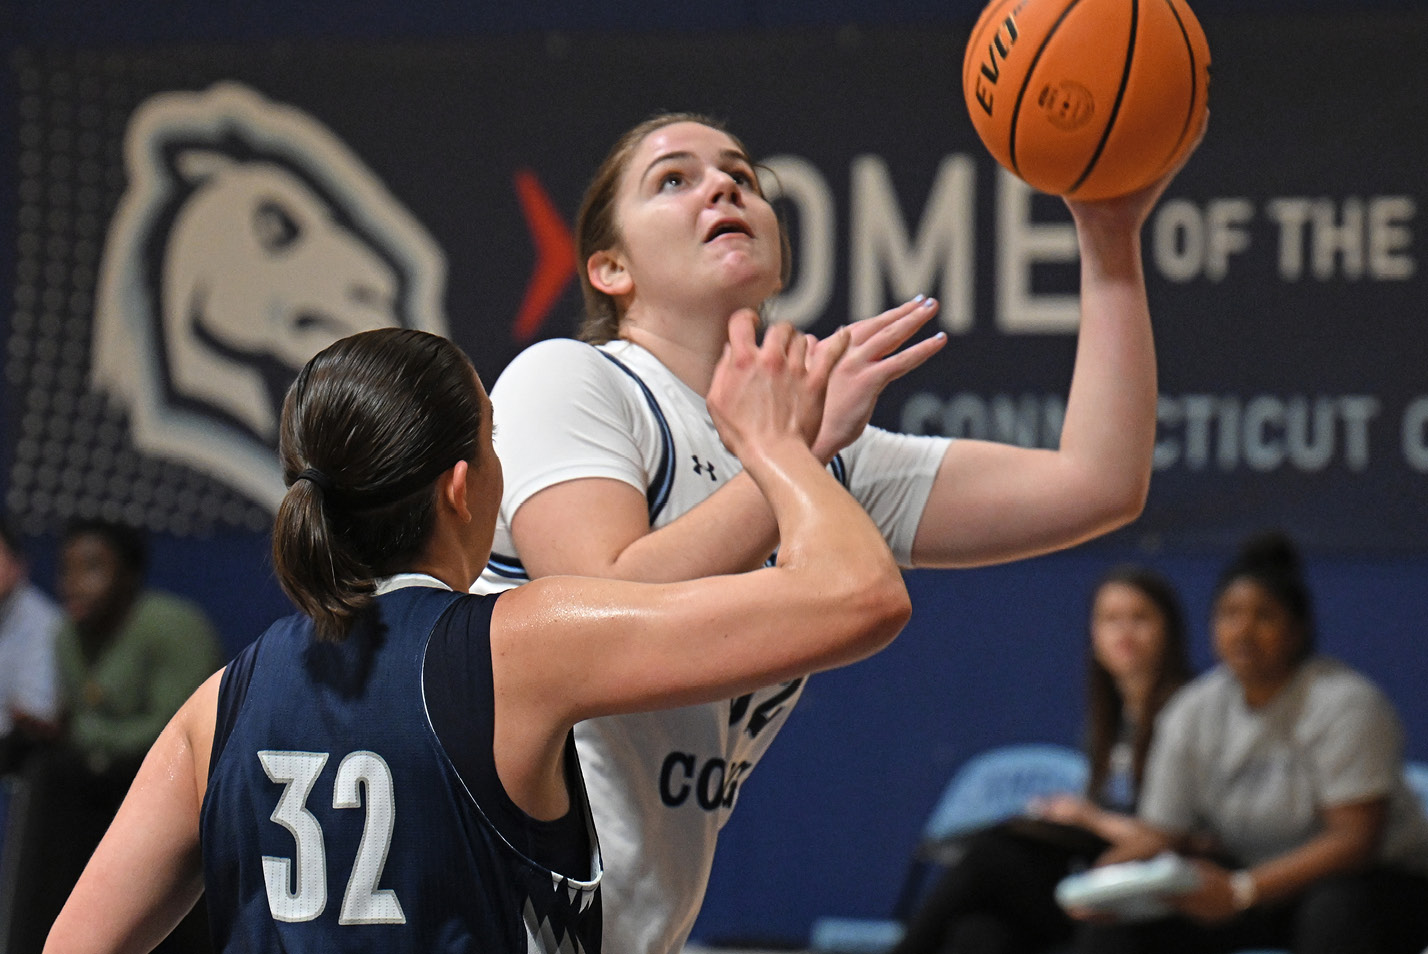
[691, 455, 717, 481]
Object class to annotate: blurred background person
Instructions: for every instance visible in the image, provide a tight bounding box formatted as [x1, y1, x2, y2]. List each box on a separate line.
[52, 517, 223, 788]
[890, 564, 1193, 954]
[13, 517, 222, 954]
[1073, 532, 1428, 954]
[0, 514, 62, 775]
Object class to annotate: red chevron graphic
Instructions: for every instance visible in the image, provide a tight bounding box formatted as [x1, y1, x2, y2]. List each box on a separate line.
[512, 169, 576, 342]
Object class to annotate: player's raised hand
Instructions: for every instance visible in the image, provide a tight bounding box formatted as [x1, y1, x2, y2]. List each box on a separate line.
[808, 297, 946, 461]
[709, 310, 847, 464]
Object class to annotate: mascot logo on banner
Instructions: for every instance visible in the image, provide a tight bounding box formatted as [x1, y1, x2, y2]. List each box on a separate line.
[93, 81, 447, 512]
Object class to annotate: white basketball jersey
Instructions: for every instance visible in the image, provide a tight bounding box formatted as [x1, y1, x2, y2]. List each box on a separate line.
[475, 337, 946, 954]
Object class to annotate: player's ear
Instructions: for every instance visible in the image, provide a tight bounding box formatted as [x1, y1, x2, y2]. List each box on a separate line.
[439, 460, 473, 523]
[587, 249, 633, 297]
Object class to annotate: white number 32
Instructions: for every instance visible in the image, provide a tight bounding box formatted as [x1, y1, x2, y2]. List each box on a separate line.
[258, 750, 406, 925]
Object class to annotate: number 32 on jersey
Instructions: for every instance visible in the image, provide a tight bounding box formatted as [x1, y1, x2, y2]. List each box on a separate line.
[259, 749, 406, 925]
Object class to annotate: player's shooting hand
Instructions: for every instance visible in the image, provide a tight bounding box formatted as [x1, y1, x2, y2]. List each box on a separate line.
[808, 296, 946, 462]
[1065, 110, 1210, 232]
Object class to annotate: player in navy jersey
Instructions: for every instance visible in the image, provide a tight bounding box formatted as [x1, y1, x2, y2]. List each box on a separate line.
[44, 320, 911, 954]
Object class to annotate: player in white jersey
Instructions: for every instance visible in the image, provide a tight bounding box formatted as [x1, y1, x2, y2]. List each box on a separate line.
[474, 112, 1204, 954]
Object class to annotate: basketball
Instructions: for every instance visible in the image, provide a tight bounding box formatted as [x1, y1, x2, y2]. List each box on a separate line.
[962, 0, 1210, 200]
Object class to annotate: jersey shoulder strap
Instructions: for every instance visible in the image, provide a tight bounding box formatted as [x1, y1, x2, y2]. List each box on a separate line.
[484, 346, 676, 584]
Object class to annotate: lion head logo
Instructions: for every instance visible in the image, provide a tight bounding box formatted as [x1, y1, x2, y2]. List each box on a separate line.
[93, 81, 447, 512]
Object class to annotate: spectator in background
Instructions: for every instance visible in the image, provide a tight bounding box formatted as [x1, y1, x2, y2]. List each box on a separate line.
[889, 564, 1193, 954]
[52, 517, 222, 787]
[13, 517, 222, 954]
[0, 515, 62, 774]
[1074, 532, 1428, 954]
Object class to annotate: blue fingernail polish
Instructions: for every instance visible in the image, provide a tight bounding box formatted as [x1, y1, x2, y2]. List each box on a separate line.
[924, 297, 937, 308]
[912, 294, 925, 303]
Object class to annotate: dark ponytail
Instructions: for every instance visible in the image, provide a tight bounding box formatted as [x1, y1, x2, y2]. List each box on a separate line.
[272, 328, 483, 641]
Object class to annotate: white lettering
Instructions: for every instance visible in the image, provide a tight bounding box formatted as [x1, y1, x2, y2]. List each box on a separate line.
[1312, 197, 1364, 279]
[1267, 196, 1313, 280]
[907, 391, 1383, 474]
[1269, 196, 1415, 281]
[764, 155, 835, 329]
[1403, 397, 1428, 472]
[1369, 196, 1416, 280]
[1154, 394, 1379, 473]
[1205, 198, 1255, 281]
[897, 390, 1065, 447]
[996, 170, 1078, 332]
[1285, 397, 1338, 471]
[1151, 198, 1204, 283]
[850, 153, 975, 332]
[1339, 395, 1380, 471]
[1150, 198, 1253, 282]
[1242, 396, 1286, 472]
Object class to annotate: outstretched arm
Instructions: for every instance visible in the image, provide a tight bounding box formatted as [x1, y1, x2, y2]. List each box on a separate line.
[490, 314, 912, 816]
[45, 671, 221, 954]
[909, 129, 1206, 568]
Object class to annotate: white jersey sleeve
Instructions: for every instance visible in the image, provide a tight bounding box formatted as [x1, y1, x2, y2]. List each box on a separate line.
[473, 338, 956, 954]
[839, 425, 949, 566]
[488, 337, 658, 519]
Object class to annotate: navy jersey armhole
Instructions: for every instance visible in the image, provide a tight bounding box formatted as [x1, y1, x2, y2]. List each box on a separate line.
[424, 594, 590, 877]
[209, 636, 260, 780]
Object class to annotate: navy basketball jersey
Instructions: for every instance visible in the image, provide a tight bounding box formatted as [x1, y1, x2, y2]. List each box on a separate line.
[200, 584, 602, 953]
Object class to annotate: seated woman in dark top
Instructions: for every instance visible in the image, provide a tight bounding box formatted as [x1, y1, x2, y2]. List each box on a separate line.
[891, 564, 1192, 954]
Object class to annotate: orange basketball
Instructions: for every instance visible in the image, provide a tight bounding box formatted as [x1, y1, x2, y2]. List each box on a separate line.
[962, 0, 1210, 199]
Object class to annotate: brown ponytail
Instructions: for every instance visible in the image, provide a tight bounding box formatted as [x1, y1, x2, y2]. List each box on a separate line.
[272, 328, 483, 641]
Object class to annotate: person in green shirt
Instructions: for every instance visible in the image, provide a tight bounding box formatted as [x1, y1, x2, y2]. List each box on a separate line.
[14, 518, 222, 954]
[53, 518, 223, 780]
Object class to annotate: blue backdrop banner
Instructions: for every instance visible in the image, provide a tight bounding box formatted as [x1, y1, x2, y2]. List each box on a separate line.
[2, 13, 1425, 552]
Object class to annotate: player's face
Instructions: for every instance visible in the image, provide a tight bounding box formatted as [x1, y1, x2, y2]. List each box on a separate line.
[1089, 581, 1166, 684]
[466, 376, 502, 565]
[1212, 578, 1302, 697]
[608, 122, 782, 313]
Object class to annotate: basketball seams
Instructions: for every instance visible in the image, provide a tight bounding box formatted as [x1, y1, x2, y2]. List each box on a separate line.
[963, 0, 1027, 149]
[1066, 0, 1140, 196]
[965, 0, 1208, 200]
[1154, 0, 1203, 182]
[1008, 0, 1090, 177]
